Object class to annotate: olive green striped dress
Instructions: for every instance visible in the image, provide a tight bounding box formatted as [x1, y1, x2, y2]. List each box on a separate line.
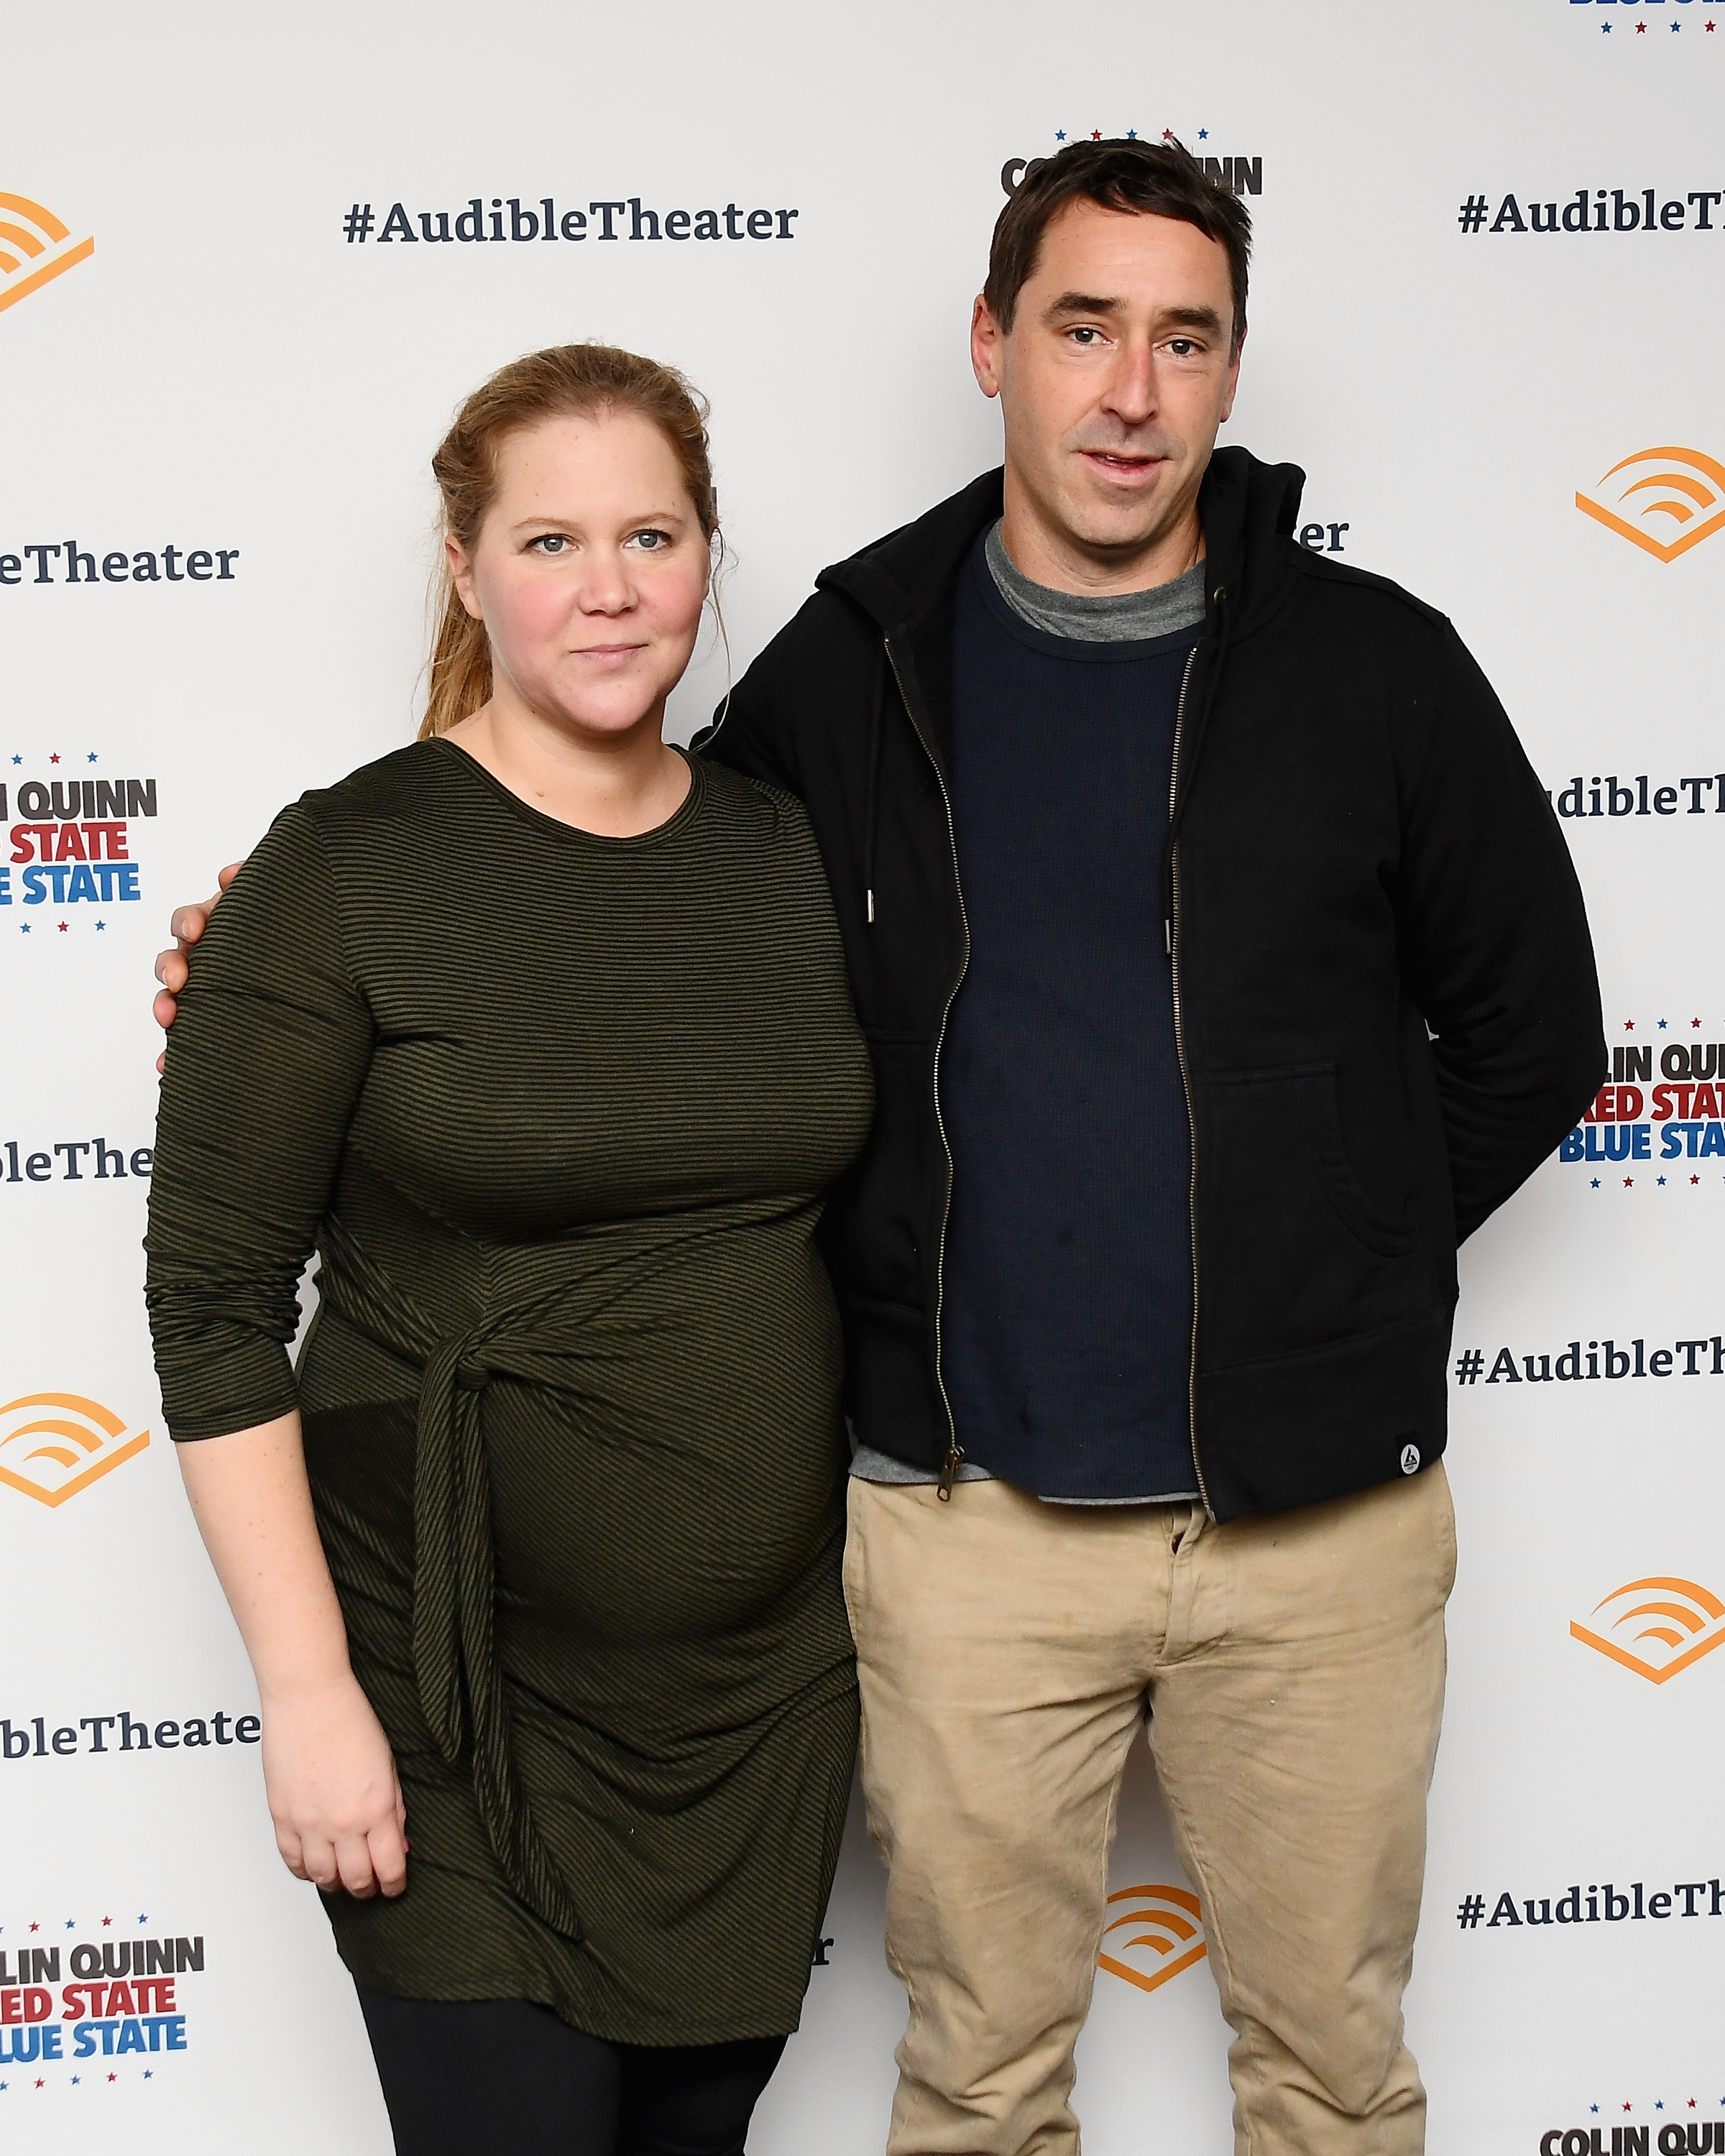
[144, 741, 875, 2045]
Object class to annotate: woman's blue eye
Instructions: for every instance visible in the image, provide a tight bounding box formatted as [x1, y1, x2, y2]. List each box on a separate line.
[535, 535, 568, 553]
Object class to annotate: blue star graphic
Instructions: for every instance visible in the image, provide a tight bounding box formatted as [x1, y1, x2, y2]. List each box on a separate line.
[95, 919, 106, 931]
[65, 1919, 74, 1929]
[1198, 127, 1209, 139]
[144, 2071, 152, 2080]
[1658, 1176, 1667, 1186]
[138, 1915, 147, 1923]
[1055, 129, 1066, 142]
[1659, 1018, 1668, 1029]
[70, 2076, 80, 2085]
[9, 754, 18, 765]
[1590, 1178, 1600, 1188]
[1126, 128, 1137, 139]
[87, 751, 97, 763]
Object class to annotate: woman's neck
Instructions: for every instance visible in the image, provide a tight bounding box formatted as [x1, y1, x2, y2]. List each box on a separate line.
[445, 695, 691, 838]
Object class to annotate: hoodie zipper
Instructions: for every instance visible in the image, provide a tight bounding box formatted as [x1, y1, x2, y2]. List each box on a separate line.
[1167, 642, 1214, 1519]
[883, 635, 971, 1498]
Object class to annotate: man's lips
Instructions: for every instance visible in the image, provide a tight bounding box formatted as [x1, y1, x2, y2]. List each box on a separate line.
[1079, 449, 1168, 486]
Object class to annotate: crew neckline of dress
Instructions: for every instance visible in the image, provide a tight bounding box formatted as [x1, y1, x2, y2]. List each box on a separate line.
[426, 734, 705, 849]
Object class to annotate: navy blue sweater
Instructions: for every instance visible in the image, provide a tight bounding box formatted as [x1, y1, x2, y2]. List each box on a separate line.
[940, 538, 1201, 1500]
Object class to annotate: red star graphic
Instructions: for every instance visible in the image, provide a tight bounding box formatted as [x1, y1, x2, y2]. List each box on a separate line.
[1091, 129, 1102, 141]
[1693, 1018, 1703, 1028]
[108, 2073, 116, 2082]
[1692, 1175, 1701, 1186]
[101, 1915, 111, 1927]
[1624, 1176, 1634, 1187]
[49, 752, 60, 764]
[28, 1923, 38, 1933]
[1624, 1019, 1635, 1031]
[34, 2078, 44, 2088]
[58, 921, 68, 933]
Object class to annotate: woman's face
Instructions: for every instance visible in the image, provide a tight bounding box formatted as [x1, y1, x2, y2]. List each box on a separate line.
[448, 407, 710, 742]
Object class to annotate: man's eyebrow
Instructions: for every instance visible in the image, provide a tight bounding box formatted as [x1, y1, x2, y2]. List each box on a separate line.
[1044, 291, 1122, 321]
[1156, 305, 1226, 337]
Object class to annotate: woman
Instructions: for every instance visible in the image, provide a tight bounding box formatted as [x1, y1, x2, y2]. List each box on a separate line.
[144, 344, 874, 2155]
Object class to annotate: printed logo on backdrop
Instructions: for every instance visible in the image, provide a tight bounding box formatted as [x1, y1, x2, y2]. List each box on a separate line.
[0, 1395, 149, 1508]
[343, 195, 799, 248]
[1455, 1874, 1725, 1933]
[1540, 2126, 1725, 2156]
[0, 538, 239, 589]
[1572, 1577, 1725, 1684]
[1566, 0, 1725, 37]
[1453, 1335, 1725, 1388]
[0, 193, 93, 319]
[2, 750, 159, 933]
[0, 1915, 206, 2084]
[1576, 448, 1725, 562]
[1096, 1883, 1208, 1996]
[1458, 187, 1725, 236]
[1547, 1015, 1725, 1185]
[1002, 124, 1262, 201]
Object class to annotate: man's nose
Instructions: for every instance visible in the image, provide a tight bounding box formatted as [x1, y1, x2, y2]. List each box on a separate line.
[1104, 344, 1158, 424]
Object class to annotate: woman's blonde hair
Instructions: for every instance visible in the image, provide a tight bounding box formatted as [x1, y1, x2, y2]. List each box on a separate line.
[420, 343, 719, 740]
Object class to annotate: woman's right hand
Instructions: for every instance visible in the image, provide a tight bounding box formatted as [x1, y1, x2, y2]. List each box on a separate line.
[152, 861, 244, 1069]
[259, 1673, 410, 1900]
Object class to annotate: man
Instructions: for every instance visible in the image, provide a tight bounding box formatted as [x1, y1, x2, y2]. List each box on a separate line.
[161, 142, 1601, 2156]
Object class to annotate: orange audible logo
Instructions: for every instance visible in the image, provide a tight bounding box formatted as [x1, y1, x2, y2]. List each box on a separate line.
[1576, 447, 1725, 561]
[1097, 1882, 1208, 1996]
[0, 192, 93, 318]
[0, 1393, 149, 1507]
[1571, 1575, 1725, 1683]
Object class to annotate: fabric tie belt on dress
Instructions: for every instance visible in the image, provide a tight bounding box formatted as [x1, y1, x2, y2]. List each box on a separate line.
[315, 1215, 585, 1940]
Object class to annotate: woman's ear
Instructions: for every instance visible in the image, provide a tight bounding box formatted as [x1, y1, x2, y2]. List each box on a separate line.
[446, 534, 484, 622]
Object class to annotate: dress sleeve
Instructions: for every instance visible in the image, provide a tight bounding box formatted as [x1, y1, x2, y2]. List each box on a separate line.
[144, 799, 376, 1440]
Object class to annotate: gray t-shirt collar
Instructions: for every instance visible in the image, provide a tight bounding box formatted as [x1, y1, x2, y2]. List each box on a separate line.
[984, 520, 1208, 643]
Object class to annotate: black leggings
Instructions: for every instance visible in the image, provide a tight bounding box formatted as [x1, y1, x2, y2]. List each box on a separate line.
[356, 1986, 787, 2156]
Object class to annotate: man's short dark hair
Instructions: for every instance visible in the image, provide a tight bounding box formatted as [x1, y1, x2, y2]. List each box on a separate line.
[984, 138, 1251, 354]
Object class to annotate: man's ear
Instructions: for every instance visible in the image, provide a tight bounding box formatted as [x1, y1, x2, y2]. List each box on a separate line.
[446, 534, 484, 622]
[1218, 326, 1245, 425]
[970, 295, 1005, 400]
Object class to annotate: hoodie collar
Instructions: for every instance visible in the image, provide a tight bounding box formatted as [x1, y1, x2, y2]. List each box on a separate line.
[816, 446, 1307, 641]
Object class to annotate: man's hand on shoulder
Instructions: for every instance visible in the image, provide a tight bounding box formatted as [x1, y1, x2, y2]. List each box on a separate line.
[153, 861, 244, 1072]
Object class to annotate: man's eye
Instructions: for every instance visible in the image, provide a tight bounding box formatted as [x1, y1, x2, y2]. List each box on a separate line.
[533, 535, 569, 554]
[1069, 326, 1102, 346]
[1168, 339, 1199, 358]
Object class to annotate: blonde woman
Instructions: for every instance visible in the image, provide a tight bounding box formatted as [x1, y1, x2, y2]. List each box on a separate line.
[144, 346, 873, 2155]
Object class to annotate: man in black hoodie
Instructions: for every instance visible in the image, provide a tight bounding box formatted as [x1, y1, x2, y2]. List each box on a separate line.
[696, 142, 1601, 2156]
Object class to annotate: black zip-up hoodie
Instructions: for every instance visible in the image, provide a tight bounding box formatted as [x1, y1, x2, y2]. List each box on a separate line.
[699, 448, 1604, 1519]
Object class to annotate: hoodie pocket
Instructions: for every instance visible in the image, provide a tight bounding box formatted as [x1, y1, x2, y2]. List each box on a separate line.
[1201, 1061, 1427, 1369]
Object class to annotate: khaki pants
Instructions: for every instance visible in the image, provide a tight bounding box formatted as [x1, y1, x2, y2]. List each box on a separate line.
[843, 1464, 1455, 2156]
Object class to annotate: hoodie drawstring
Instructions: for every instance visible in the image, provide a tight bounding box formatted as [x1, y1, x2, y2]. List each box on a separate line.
[864, 649, 888, 926]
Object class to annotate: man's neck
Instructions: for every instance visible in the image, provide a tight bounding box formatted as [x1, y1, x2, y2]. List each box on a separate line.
[998, 481, 1205, 599]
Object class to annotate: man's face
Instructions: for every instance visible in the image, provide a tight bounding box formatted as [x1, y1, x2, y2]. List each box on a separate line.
[972, 201, 1242, 577]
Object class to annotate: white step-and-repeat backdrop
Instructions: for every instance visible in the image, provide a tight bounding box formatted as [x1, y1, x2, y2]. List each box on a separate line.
[3, 3, 1719, 2150]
